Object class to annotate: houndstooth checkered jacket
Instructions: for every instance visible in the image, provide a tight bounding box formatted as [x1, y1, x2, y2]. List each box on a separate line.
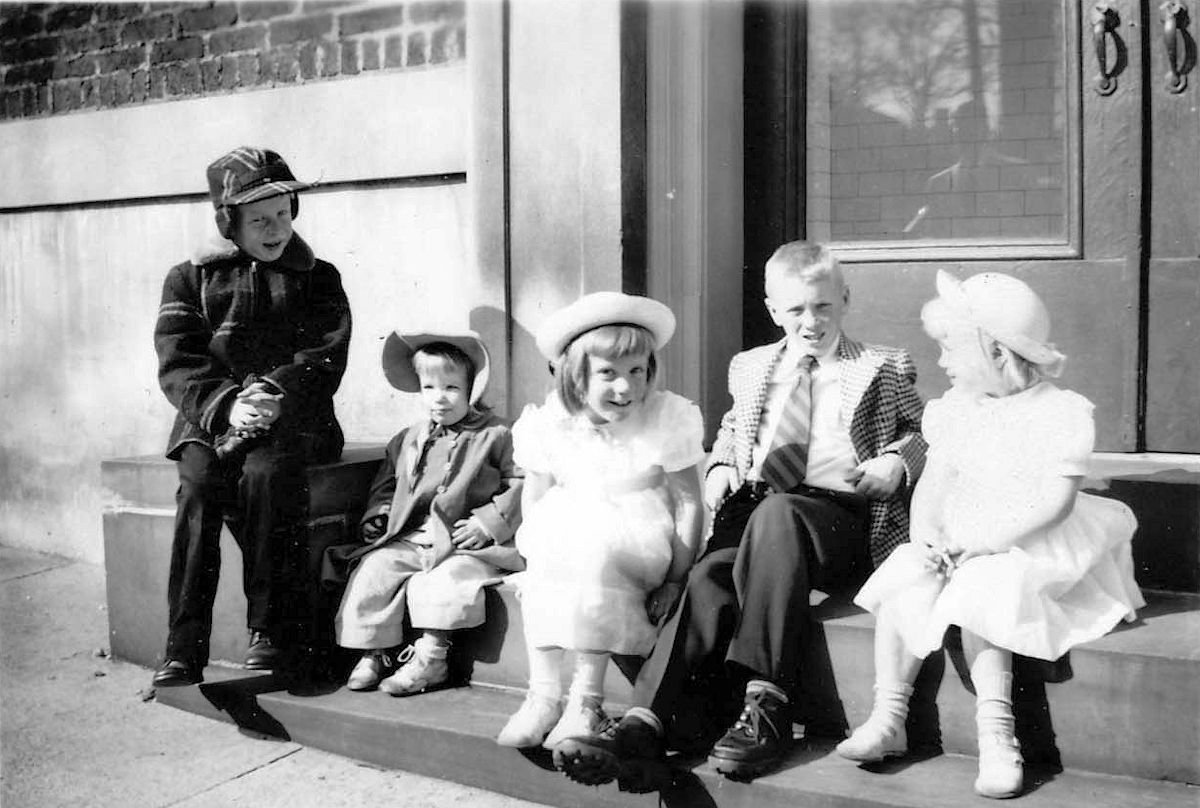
[707, 334, 927, 566]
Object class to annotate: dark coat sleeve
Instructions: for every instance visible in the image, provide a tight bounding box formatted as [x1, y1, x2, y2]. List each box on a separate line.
[360, 430, 408, 530]
[469, 426, 524, 545]
[154, 261, 239, 435]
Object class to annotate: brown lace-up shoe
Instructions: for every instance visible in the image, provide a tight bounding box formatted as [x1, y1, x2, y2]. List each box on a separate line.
[708, 685, 791, 781]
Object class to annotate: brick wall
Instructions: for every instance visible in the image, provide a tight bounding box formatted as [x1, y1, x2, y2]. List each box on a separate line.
[0, 1, 465, 121]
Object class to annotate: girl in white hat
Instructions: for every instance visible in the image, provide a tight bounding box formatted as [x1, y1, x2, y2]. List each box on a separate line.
[836, 271, 1143, 798]
[496, 292, 706, 756]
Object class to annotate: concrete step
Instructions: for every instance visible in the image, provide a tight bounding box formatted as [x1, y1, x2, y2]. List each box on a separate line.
[155, 671, 1197, 808]
[101, 444, 384, 668]
[463, 582, 1200, 785]
[101, 442, 384, 513]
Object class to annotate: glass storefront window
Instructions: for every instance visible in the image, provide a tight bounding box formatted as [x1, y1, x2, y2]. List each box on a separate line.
[806, 0, 1068, 248]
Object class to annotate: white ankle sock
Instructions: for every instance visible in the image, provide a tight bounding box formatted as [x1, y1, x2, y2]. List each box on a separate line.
[624, 706, 664, 735]
[528, 646, 564, 700]
[414, 633, 449, 659]
[869, 681, 914, 729]
[745, 678, 788, 703]
[974, 671, 1015, 738]
[567, 652, 608, 703]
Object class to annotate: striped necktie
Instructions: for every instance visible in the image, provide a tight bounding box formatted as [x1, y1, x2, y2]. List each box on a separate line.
[760, 355, 817, 493]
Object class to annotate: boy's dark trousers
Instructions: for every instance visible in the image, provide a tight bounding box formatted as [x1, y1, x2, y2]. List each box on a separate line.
[632, 483, 869, 751]
[165, 442, 308, 666]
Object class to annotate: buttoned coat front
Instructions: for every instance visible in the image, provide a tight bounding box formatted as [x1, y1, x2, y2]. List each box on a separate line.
[324, 411, 525, 584]
[155, 233, 351, 462]
[707, 335, 927, 565]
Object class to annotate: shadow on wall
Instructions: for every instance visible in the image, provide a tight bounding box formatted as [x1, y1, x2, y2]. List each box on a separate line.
[470, 303, 544, 417]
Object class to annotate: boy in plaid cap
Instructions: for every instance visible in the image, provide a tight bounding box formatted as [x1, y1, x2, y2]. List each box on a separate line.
[151, 147, 352, 687]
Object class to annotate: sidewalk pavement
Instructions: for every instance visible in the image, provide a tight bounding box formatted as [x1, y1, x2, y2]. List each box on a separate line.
[0, 545, 545, 808]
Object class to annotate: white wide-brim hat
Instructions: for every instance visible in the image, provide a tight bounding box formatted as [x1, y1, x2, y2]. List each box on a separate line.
[382, 329, 490, 404]
[935, 270, 1065, 373]
[535, 291, 676, 360]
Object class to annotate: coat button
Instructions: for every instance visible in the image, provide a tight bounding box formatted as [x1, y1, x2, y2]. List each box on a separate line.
[437, 485, 447, 494]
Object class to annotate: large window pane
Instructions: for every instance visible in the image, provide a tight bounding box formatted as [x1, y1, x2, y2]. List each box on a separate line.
[806, 0, 1067, 245]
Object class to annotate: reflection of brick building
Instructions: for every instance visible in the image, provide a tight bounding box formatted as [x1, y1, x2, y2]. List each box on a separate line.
[809, 0, 1064, 242]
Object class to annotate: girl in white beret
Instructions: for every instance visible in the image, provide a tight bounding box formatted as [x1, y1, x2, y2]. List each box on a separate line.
[496, 292, 705, 755]
[837, 271, 1143, 798]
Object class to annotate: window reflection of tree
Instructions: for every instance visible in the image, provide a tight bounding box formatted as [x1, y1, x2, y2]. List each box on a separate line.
[823, 0, 1059, 239]
[831, 0, 984, 132]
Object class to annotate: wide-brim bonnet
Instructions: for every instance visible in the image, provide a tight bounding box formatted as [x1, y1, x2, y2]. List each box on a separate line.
[935, 270, 1065, 373]
[382, 330, 491, 404]
[534, 291, 676, 360]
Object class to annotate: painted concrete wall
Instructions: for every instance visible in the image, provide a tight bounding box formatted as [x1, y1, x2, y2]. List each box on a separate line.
[0, 182, 473, 564]
[506, 0, 625, 411]
[0, 67, 476, 564]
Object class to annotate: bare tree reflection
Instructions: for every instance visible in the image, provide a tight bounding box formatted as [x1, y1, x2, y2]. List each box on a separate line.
[809, 0, 1065, 241]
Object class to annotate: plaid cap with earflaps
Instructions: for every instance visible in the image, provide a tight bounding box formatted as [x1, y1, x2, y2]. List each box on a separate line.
[206, 147, 313, 208]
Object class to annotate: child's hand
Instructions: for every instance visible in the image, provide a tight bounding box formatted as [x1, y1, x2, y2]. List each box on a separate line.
[846, 454, 905, 499]
[646, 581, 685, 626]
[945, 544, 984, 570]
[229, 385, 283, 429]
[915, 531, 954, 578]
[239, 383, 284, 426]
[452, 517, 493, 550]
[228, 397, 268, 429]
[704, 467, 737, 511]
[920, 544, 954, 578]
[361, 514, 388, 541]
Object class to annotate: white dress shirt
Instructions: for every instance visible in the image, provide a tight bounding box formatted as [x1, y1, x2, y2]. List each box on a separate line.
[751, 340, 857, 492]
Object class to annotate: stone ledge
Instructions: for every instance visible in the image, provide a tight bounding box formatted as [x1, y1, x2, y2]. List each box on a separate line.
[1086, 452, 1200, 486]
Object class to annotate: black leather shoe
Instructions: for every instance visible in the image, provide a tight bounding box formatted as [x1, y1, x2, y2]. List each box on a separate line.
[245, 630, 282, 670]
[556, 711, 665, 784]
[152, 658, 203, 687]
[708, 686, 791, 781]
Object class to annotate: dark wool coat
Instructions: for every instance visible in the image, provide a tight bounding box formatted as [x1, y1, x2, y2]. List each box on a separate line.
[154, 233, 351, 462]
[322, 410, 525, 587]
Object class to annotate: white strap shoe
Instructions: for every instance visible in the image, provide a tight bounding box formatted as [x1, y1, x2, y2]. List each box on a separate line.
[497, 693, 564, 748]
[346, 649, 395, 691]
[543, 695, 605, 750]
[378, 644, 449, 696]
[836, 720, 907, 762]
[975, 732, 1024, 799]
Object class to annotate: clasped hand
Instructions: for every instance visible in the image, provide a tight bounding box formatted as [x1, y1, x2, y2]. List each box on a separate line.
[228, 382, 284, 430]
[361, 514, 388, 541]
[844, 453, 905, 499]
[917, 532, 982, 578]
[451, 517, 493, 551]
[646, 580, 684, 625]
[361, 514, 493, 550]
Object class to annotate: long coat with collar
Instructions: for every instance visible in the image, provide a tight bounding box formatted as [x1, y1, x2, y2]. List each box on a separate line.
[323, 411, 525, 585]
[154, 233, 351, 462]
[707, 335, 927, 565]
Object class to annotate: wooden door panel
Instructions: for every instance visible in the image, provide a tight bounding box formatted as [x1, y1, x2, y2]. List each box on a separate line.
[1147, 258, 1200, 449]
[844, 258, 1139, 451]
[1145, 0, 1200, 451]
